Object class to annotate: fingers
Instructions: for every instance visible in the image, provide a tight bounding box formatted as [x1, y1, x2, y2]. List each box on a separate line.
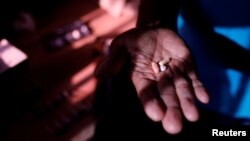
[188, 70, 210, 104]
[172, 66, 199, 122]
[157, 74, 183, 134]
[162, 107, 183, 135]
[132, 77, 165, 122]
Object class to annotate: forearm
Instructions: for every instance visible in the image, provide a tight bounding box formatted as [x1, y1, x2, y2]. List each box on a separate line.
[136, 0, 180, 31]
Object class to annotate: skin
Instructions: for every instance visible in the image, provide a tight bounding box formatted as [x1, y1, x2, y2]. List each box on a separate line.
[95, 27, 210, 134]
[95, 0, 250, 136]
[151, 62, 160, 73]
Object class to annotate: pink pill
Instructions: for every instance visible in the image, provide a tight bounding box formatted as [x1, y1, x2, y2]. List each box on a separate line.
[151, 62, 160, 73]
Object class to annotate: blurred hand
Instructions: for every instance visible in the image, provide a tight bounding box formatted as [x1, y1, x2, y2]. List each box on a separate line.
[95, 27, 209, 134]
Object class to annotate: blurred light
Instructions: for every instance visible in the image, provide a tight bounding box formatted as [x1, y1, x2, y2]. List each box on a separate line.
[71, 117, 96, 141]
[69, 60, 98, 104]
[71, 29, 81, 40]
[0, 39, 28, 73]
[0, 39, 9, 46]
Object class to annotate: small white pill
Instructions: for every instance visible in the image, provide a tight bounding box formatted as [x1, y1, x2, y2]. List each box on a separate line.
[159, 65, 167, 72]
[159, 58, 171, 66]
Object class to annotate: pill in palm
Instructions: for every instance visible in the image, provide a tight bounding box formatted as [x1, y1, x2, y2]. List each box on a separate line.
[159, 58, 171, 66]
[159, 65, 167, 72]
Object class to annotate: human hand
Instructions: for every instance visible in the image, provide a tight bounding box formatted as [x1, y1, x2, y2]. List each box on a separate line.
[95, 27, 209, 134]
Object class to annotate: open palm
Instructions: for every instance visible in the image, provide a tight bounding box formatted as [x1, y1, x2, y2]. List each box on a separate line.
[95, 27, 209, 134]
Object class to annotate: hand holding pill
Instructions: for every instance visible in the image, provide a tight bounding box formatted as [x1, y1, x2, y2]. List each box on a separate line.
[95, 27, 210, 134]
